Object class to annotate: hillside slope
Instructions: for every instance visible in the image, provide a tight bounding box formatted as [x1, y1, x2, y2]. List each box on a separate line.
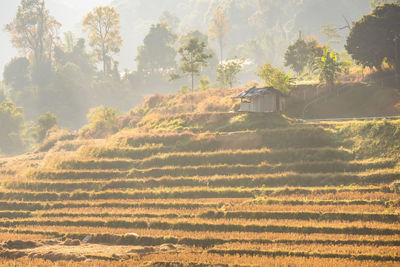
[0, 90, 399, 265]
[288, 83, 400, 119]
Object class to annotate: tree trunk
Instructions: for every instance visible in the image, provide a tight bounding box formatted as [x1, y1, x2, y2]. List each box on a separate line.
[191, 61, 194, 112]
[102, 40, 107, 74]
[395, 36, 400, 88]
[190, 53, 194, 93]
[36, 2, 45, 66]
[191, 71, 194, 93]
[327, 79, 333, 93]
[103, 52, 107, 74]
[219, 37, 223, 65]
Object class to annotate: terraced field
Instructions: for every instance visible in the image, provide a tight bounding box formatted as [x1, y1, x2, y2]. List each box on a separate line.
[0, 115, 399, 266]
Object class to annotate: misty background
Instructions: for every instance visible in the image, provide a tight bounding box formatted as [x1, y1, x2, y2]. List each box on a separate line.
[1, 0, 370, 75]
[0, 0, 375, 155]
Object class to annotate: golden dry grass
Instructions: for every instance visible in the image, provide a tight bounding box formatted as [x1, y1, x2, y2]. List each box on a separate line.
[0, 119, 399, 266]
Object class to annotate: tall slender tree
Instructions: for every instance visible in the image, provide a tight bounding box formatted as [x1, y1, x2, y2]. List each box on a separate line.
[321, 24, 342, 47]
[5, 0, 61, 65]
[217, 57, 245, 88]
[82, 6, 123, 74]
[178, 38, 212, 92]
[208, 6, 228, 64]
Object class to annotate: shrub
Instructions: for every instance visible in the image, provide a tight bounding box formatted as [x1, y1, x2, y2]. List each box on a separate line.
[256, 61, 293, 94]
[80, 106, 120, 139]
[32, 112, 57, 143]
[0, 101, 25, 154]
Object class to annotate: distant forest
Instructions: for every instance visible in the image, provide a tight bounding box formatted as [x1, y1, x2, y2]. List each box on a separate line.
[0, 0, 399, 154]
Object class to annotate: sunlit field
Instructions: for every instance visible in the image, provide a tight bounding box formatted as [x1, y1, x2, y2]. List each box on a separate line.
[1, 0, 400, 266]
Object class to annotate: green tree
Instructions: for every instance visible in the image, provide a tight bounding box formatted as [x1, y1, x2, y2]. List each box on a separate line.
[136, 24, 177, 75]
[83, 6, 123, 74]
[63, 32, 74, 53]
[321, 24, 342, 47]
[3, 57, 30, 90]
[208, 6, 229, 64]
[159, 11, 180, 32]
[284, 33, 313, 75]
[177, 37, 213, 92]
[3, 58, 37, 115]
[370, 0, 400, 9]
[315, 49, 342, 89]
[179, 31, 211, 47]
[256, 62, 292, 94]
[31, 58, 53, 86]
[50, 62, 88, 128]
[32, 112, 57, 143]
[198, 76, 211, 91]
[0, 84, 6, 103]
[217, 57, 245, 88]
[0, 101, 25, 154]
[179, 30, 218, 80]
[284, 35, 326, 76]
[304, 36, 326, 74]
[306, 36, 326, 59]
[54, 34, 95, 77]
[346, 4, 400, 84]
[5, 0, 61, 65]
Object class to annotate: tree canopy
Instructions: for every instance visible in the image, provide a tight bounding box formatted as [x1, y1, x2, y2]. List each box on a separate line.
[159, 11, 180, 32]
[209, 6, 229, 64]
[3, 57, 30, 90]
[346, 3, 400, 77]
[217, 57, 244, 88]
[5, 0, 61, 65]
[284, 34, 313, 75]
[315, 49, 342, 89]
[370, 0, 400, 9]
[54, 35, 95, 77]
[284, 34, 325, 75]
[0, 101, 25, 154]
[256, 62, 292, 94]
[32, 111, 57, 142]
[321, 24, 342, 47]
[83, 6, 123, 73]
[177, 37, 212, 92]
[136, 24, 177, 75]
[0, 85, 6, 103]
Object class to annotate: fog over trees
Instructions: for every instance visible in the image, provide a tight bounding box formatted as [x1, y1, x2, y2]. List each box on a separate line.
[1, 0, 397, 154]
[1, 0, 371, 74]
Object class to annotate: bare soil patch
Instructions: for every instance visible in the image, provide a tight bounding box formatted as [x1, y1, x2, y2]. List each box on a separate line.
[0, 238, 185, 262]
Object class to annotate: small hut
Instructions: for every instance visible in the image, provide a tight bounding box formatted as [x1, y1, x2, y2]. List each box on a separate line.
[234, 86, 286, 113]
